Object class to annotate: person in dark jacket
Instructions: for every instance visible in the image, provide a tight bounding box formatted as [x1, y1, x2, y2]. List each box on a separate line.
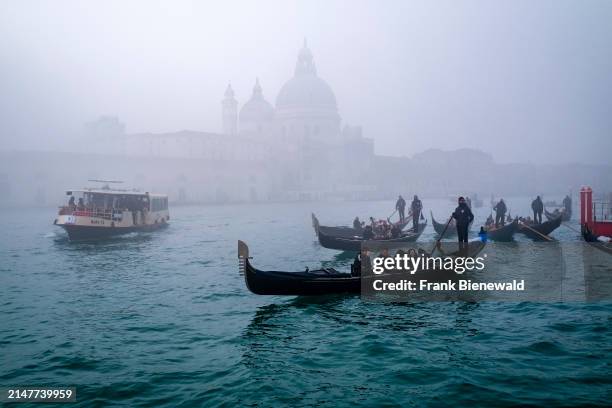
[493, 199, 507, 227]
[362, 225, 374, 240]
[353, 217, 363, 230]
[396, 195, 406, 222]
[563, 195, 572, 215]
[531, 196, 544, 224]
[410, 195, 422, 232]
[453, 196, 474, 249]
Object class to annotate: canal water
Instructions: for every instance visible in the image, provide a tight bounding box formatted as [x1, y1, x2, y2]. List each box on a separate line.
[1, 198, 610, 407]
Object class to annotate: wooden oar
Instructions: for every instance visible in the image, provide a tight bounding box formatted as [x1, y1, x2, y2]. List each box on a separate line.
[519, 221, 553, 241]
[430, 215, 454, 254]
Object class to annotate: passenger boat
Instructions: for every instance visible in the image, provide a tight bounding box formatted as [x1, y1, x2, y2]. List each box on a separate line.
[483, 219, 519, 242]
[54, 182, 169, 241]
[238, 240, 486, 296]
[545, 209, 571, 222]
[316, 221, 427, 252]
[518, 216, 562, 241]
[311, 213, 410, 238]
[431, 211, 472, 238]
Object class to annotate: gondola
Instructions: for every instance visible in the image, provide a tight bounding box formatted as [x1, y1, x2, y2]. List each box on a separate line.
[311, 213, 410, 238]
[431, 211, 472, 238]
[238, 240, 486, 296]
[518, 216, 562, 241]
[484, 219, 519, 242]
[582, 225, 612, 255]
[545, 208, 571, 222]
[317, 221, 427, 252]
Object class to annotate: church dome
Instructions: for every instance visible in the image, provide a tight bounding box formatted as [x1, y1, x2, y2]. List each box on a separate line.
[239, 78, 274, 124]
[275, 41, 337, 111]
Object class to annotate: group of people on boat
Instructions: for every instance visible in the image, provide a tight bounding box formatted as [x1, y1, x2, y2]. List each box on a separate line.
[395, 194, 423, 232]
[360, 217, 403, 240]
[64, 194, 150, 225]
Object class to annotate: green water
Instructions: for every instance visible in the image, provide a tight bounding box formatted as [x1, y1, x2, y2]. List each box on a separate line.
[0, 200, 610, 407]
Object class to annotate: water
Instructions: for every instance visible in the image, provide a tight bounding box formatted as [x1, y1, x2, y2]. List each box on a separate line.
[1, 199, 610, 407]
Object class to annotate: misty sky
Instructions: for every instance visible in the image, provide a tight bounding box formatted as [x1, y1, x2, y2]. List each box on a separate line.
[1, 0, 611, 165]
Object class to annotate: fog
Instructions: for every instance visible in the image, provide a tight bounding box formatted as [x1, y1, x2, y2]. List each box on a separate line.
[1, 0, 611, 164]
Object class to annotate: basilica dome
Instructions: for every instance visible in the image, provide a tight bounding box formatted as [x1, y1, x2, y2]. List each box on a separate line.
[239, 79, 274, 124]
[275, 41, 338, 112]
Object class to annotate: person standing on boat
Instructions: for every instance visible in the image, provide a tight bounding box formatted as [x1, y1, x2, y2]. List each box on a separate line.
[396, 195, 406, 222]
[353, 217, 363, 230]
[410, 195, 422, 232]
[453, 196, 474, 249]
[493, 199, 507, 227]
[68, 196, 76, 211]
[531, 196, 544, 224]
[563, 195, 572, 215]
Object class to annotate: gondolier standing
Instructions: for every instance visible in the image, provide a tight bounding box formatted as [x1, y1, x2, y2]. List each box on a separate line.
[453, 196, 474, 249]
[396, 195, 406, 222]
[493, 198, 507, 227]
[531, 196, 544, 224]
[410, 195, 422, 232]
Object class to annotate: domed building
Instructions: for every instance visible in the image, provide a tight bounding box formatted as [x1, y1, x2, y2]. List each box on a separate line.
[275, 40, 341, 145]
[238, 78, 274, 136]
[218, 40, 374, 199]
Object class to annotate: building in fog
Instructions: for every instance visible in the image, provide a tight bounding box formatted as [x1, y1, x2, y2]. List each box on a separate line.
[88, 41, 375, 202]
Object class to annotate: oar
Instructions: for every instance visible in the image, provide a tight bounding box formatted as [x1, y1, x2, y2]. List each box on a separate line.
[430, 214, 454, 255]
[388, 209, 397, 222]
[519, 221, 553, 241]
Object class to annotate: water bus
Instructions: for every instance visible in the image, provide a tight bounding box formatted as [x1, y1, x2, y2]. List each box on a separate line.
[54, 181, 169, 241]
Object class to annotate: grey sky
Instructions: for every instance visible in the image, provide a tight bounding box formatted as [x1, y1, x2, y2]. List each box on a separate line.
[1, 0, 611, 165]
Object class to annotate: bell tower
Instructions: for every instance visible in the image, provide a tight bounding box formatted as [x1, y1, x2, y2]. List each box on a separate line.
[222, 83, 238, 136]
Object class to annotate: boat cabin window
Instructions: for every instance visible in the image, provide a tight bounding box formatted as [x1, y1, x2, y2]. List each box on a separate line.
[151, 197, 168, 212]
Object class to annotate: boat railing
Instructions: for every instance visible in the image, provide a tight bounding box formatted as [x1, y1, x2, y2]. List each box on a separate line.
[58, 206, 126, 221]
[592, 201, 611, 221]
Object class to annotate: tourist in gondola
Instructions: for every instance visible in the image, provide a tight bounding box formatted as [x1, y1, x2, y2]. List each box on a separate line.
[531, 195, 544, 224]
[478, 226, 488, 243]
[493, 198, 507, 227]
[410, 195, 422, 232]
[362, 225, 374, 240]
[396, 195, 406, 222]
[453, 196, 474, 250]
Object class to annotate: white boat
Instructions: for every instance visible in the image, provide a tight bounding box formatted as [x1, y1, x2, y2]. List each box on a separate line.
[54, 182, 169, 241]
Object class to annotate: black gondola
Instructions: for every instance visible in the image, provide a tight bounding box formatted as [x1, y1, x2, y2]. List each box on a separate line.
[316, 221, 427, 252]
[545, 209, 571, 222]
[518, 216, 562, 241]
[431, 211, 472, 238]
[484, 219, 519, 242]
[311, 213, 410, 238]
[582, 225, 612, 255]
[238, 240, 487, 296]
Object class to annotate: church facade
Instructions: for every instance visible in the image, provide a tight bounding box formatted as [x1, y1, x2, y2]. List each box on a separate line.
[119, 41, 376, 202]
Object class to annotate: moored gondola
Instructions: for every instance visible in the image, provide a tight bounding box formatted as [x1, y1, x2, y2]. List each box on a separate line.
[311, 213, 410, 238]
[317, 221, 427, 252]
[238, 240, 487, 296]
[518, 216, 561, 241]
[484, 219, 519, 242]
[582, 225, 612, 255]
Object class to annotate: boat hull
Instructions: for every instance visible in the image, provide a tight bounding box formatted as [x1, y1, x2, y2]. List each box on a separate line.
[60, 222, 168, 241]
[518, 216, 562, 241]
[486, 219, 519, 242]
[317, 222, 426, 252]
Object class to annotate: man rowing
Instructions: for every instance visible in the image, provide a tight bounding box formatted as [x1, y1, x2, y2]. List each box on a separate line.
[453, 196, 474, 250]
